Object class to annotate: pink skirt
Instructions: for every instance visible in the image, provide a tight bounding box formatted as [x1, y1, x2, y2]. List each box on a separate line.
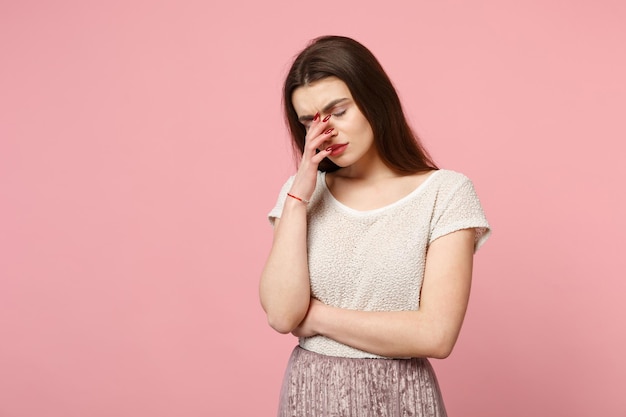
[278, 346, 447, 417]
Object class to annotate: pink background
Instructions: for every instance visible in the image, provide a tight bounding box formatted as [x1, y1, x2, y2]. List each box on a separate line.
[1, 1, 625, 416]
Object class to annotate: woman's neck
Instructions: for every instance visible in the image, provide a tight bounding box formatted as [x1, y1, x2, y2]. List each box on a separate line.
[335, 154, 398, 181]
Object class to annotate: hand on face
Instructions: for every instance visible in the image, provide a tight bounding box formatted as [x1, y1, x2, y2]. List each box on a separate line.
[292, 77, 377, 181]
[305, 112, 336, 162]
[287, 113, 335, 201]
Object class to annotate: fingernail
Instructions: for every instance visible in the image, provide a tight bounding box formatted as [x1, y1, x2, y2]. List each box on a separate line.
[324, 128, 333, 134]
[326, 146, 333, 152]
[322, 114, 331, 122]
[313, 112, 320, 122]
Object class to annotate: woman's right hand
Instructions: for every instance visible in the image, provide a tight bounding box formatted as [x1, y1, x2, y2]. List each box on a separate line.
[288, 113, 334, 200]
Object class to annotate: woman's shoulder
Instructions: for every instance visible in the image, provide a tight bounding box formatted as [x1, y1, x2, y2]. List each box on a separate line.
[431, 168, 472, 183]
[423, 169, 483, 202]
[415, 169, 469, 192]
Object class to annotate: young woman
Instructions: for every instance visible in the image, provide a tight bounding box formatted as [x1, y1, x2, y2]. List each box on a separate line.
[260, 35, 491, 416]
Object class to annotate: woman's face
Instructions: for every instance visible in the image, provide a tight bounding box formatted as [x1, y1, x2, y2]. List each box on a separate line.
[292, 77, 377, 169]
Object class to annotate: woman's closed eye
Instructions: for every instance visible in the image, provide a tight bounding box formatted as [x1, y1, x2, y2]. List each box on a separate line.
[300, 106, 348, 130]
[332, 108, 347, 117]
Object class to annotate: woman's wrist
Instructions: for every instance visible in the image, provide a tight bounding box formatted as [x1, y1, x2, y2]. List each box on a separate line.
[278, 196, 308, 222]
[310, 299, 330, 337]
[287, 192, 310, 204]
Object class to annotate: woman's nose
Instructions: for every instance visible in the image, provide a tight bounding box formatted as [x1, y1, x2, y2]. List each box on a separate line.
[318, 128, 337, 150]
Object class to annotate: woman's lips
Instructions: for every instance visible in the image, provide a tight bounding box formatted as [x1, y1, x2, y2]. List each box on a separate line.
[327, 143, 348, 156]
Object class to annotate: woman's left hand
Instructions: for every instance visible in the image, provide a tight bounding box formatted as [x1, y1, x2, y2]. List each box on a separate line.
[291, 298, 325, 338]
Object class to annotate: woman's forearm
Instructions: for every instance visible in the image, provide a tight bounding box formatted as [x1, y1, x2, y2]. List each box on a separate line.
[259, 199, 312, 334]
[312, 304, 459, 359]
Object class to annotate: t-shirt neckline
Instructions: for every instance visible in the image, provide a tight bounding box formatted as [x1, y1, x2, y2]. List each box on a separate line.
[320, 170, 441, 215]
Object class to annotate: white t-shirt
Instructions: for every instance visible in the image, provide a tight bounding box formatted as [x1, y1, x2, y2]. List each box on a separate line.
[268, 169, 491, 358]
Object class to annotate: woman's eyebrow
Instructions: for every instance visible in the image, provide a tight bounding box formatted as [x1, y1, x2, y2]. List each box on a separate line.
[298, 98, 350, 122]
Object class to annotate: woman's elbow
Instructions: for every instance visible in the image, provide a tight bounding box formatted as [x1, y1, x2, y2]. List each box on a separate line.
[411, 325, 459, 359]
[266, 313, 302, 335]
[429, 344, 454, 359]
[428, 334, 459, 359]
[267, 318, 294, 334]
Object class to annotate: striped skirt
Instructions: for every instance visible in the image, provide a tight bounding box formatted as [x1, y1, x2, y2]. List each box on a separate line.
[278, 346, 447, 417]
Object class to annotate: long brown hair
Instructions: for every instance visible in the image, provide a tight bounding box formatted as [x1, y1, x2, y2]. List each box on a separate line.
[283, 35, 437, 173]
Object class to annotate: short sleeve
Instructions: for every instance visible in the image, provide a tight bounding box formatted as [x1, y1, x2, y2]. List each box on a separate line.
[267, 176, 295, 226]
[429, 175, 491, 252]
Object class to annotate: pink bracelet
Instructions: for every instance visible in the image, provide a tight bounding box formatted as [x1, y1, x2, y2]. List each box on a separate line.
[287, 193, 310, 204]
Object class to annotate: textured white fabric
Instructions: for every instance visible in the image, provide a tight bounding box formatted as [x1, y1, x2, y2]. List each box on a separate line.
[268, 169, 491, 359]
